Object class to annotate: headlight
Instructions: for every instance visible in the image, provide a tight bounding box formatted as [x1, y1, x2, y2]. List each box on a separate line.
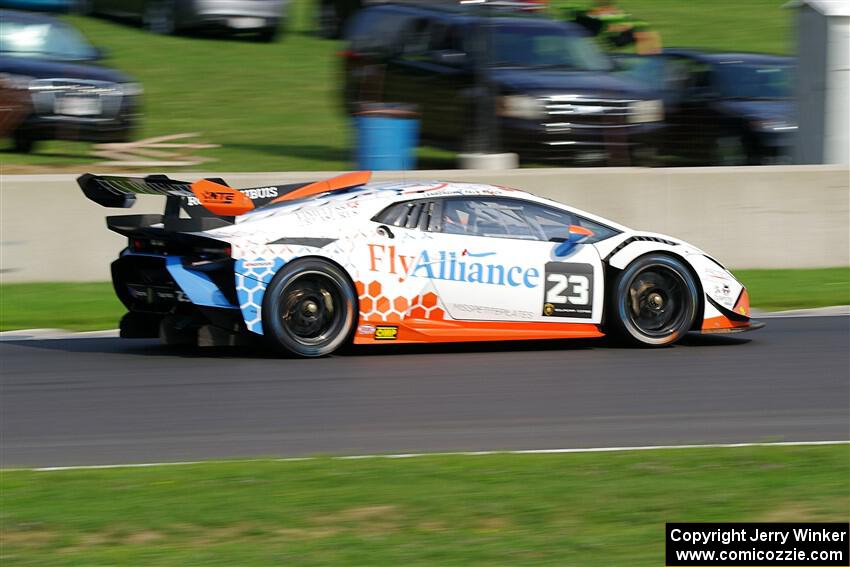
[0, 73, 34, 90]
[751, 119, 797, 132]
[119, 82, 144, 96]
[628, 99, 663, 123]
[497, 95, 545, 120]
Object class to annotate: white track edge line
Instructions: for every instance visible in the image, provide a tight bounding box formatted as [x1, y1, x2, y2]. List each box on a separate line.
[8, 440, 848, 473]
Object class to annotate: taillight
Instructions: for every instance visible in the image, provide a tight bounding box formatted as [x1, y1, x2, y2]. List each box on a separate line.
[130, 238, 144, 251]
[338, 49, 361, 61]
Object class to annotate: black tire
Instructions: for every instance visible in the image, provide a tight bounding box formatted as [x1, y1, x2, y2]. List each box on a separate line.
[608, 254, 699, 347]
[262, 258, 356, 357]
[714, 134, 748, 166]
[255, 25, 280, 42]
[143, 0, 176, 35]
[317, 0, 341, 39]
[12, 129, 36, 154]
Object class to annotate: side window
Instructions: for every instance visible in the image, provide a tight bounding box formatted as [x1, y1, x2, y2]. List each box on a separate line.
[400, 17, 432, 61]
[373, 200, 440, 231]
[441, 199, 539, 240]
[438, 198, 620, 243]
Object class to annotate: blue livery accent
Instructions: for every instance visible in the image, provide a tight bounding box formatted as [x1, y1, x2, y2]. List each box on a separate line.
[234, 257, 288, 335]
[165, 256, 238, 309]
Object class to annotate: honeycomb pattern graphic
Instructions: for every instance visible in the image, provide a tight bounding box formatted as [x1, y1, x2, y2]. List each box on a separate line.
[356, 280, 445, 323]
[235, 257, 287, 334]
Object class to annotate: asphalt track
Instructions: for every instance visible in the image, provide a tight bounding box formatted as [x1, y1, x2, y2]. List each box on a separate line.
[1, 316, 848, 468]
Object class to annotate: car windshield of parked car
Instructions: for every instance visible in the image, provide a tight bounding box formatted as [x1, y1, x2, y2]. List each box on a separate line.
[490, 25, 611, 71]
[712, 63, 791, 99]
[0, 20, 97, 61]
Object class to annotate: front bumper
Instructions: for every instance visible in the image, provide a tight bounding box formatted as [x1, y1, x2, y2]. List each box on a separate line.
[499, 117, 663, 164]
[701, 320, 766, 334]
[189, 0, 284, 29]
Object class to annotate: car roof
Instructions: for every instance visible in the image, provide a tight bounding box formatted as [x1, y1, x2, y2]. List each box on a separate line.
[661, 48, 794, 66]
[361, 2, 585, 32]
[241, 180, 628, 231]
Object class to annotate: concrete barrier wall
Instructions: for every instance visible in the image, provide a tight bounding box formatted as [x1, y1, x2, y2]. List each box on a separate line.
[1, 165, 848, 283]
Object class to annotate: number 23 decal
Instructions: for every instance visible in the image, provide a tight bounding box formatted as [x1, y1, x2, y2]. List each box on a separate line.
[545, 274, 590, 305]
[542, 262, 594, 319]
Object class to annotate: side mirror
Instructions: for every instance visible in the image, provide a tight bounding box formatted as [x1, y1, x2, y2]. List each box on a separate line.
[92, 46, 109, 60]
[376, 224, 394, 239]
[554, 225, 594, 257]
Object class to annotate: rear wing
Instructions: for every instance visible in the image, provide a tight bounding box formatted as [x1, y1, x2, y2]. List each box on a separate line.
[78, 171, 372, 234]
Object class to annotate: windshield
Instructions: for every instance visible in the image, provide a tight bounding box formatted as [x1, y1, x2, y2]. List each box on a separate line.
[712, 63, 792, 99]
[0, 20, 97, 61]
[490, 25, 611, 71]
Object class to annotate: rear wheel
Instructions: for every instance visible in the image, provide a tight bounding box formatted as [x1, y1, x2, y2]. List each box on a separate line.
[262, 258, 356, 357]
[609, 254, 699, 346]
[144, 0, 176, 35]
[12, 129, 36, 154]
[317, 0, 341, 38]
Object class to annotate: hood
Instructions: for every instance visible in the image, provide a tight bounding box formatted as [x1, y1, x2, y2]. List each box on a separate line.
[0, 55, 133, 83]
[489, 67, 655, 99]
[716, 99, 794, 122]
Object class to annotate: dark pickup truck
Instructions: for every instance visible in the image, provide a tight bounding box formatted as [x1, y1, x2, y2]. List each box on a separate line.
[615, 49, 795, 165]
[341, 3, 664, 165]
[0, 10, 141, 153]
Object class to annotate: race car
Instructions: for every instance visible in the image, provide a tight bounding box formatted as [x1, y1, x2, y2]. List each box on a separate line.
[79, 171, 762, 357]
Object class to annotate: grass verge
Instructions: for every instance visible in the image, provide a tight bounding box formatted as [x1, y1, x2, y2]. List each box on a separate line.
[1, 268, 846, 331]
[2, 445, 848, 566]
[2, 0, 790, 172]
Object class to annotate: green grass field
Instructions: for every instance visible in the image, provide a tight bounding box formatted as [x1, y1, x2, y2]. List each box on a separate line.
[0, 268, 845, 331]
[1, 445, 847, 566]
[1, 0, 790, 172]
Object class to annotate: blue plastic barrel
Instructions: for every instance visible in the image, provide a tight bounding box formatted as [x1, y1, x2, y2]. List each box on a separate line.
[354, 103, 420, 171]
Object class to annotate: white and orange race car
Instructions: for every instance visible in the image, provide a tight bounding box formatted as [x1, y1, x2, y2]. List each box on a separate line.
[80, 171, 762, 357]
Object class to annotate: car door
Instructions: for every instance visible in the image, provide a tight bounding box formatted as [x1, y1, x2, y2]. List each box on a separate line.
[382, 17, 472, 145]
[659, 55, 722, 162]
[426, 197, 606, 324]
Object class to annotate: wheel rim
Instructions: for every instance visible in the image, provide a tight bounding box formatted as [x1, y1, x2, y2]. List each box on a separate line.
[278, 272, 344, 346]
[146, 1, 173, 33]
[624, 265, 689, 338]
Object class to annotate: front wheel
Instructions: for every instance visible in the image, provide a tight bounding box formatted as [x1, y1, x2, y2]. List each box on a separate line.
[262, 258, 356, 357]
[608, 254, 699, 346]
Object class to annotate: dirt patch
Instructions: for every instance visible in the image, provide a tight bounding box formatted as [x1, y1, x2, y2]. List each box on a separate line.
[125, 530, 164, 545]
[759, 502, 842, 522]
[0, 529, 57, 548]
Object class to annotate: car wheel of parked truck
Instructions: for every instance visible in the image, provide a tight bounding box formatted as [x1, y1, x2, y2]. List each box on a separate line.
[262, 258, 357, 357]
[144, 0, 176, 34]
[609, 254, 699, 346]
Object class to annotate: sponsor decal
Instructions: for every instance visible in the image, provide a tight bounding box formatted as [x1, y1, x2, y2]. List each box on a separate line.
[242, 260, 275, 269]
[374, 326, 398, 340]
[202, 191, 236, 204]
[452, 303, 535, 320]
[240, 187, 278, 200]
[357, 324, 376, 335]
[295, 203, 359, 224]
[368, 244, 540, 288]
[542, 262, 593, 318]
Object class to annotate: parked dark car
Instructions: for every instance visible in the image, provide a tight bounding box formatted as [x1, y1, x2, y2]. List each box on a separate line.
[78, 0, 288, 41]
[615, 49, 795, 165]
[342, 3, 664, 165]
[0, 10, 141, 153]
[0, 0, 71, 11]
